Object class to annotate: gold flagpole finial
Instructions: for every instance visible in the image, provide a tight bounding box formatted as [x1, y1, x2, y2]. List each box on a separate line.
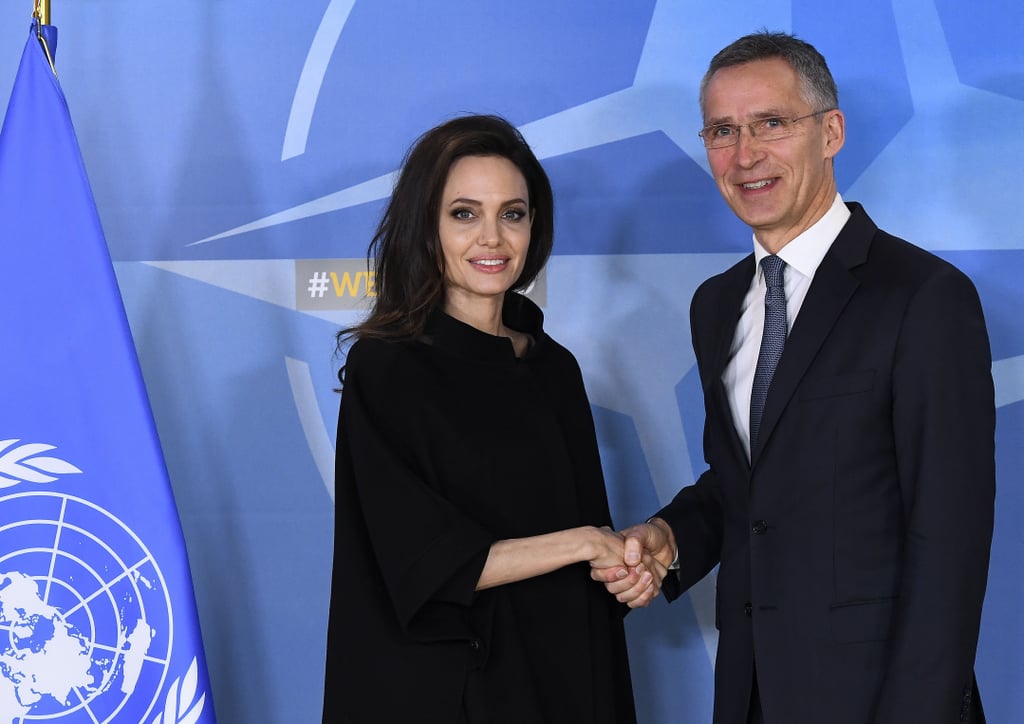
[33, 0, 51, 27]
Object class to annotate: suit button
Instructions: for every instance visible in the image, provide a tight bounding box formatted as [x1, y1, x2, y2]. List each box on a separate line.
[744, 602, 752, 616]
[751, 520, 768, 535]
[469, 639, 480, 650]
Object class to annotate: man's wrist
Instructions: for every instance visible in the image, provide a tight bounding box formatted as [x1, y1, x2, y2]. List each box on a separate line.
[646, 517, 679, 570]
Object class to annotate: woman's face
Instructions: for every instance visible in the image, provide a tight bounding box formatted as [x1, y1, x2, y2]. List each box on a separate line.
[437, 154, 532, 311]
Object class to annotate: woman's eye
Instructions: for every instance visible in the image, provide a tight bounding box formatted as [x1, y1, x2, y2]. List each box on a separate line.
[503, 208, 527, 221]
[452, 209, 474, 220]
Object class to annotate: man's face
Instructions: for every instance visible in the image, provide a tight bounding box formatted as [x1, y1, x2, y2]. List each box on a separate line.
[703, 57, 844, 252]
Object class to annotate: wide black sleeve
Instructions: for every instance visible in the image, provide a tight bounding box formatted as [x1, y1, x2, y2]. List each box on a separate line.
[337, 338, 496, 641]
[539, 338, 617, 528]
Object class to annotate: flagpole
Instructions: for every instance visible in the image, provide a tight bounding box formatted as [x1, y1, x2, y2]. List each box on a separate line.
[34, 0, 50, 26]
[32, 0, 56, 76]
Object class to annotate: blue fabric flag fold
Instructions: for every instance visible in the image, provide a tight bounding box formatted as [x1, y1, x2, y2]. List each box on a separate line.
[0, 22, 216, 724]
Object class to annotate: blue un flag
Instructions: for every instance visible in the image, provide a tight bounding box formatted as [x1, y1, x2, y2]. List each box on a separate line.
[0, 21, 216, 724]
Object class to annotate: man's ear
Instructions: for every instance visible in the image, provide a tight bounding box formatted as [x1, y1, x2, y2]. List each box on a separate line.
[823, 108, 845, 159]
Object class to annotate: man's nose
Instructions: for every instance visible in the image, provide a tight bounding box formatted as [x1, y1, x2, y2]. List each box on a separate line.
[733, 126, 766, 165]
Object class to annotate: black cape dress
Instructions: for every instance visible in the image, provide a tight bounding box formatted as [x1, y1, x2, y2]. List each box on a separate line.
[322, 293, 636, 723]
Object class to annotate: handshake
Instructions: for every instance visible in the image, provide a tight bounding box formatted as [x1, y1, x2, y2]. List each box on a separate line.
[588, 518, 677, 609]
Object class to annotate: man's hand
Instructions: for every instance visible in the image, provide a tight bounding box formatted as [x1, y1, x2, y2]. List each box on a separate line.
[590, 518, 677, 608]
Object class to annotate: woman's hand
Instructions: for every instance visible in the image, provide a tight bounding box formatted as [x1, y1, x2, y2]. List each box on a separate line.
[590, 521, 675, 608]
[476, 524, 660, 592]
[584, 526, 668, 607]
[585, 526, 628, 569]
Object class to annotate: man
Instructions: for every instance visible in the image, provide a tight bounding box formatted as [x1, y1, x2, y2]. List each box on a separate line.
[595, 31, 994, 724]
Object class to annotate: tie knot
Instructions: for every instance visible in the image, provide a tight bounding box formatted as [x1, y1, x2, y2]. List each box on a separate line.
[760, 255, 786, 288]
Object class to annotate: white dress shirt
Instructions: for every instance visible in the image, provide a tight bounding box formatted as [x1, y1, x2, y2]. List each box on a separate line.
[722, 193, 851, 460]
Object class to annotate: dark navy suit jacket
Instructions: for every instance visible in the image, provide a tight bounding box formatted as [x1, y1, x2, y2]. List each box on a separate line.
[659, 203, 994, 724]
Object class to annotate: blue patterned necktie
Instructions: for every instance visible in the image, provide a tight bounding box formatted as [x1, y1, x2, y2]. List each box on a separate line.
[749, 255, 787, 452]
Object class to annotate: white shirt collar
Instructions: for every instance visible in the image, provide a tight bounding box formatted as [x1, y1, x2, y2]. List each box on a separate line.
[752, 193, 851, 281]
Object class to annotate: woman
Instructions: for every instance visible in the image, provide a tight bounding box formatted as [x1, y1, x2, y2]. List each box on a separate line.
[322, 115, 659, 723]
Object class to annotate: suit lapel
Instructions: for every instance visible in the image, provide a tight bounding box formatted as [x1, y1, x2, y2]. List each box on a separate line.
[709, 256, 756, 378]
[705, 255, 756, 466]
[750, 204, 876, 467]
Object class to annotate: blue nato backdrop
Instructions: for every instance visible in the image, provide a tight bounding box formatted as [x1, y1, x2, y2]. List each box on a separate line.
[0, 2, 1019, 722]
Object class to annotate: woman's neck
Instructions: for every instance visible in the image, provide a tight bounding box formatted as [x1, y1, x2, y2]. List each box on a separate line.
[443, 293, 505, 337]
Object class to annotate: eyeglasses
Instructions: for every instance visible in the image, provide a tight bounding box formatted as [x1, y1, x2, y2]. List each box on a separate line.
[698, 109, 834, 149]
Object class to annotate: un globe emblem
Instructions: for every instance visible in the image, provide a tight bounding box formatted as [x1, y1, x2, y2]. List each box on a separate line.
[0, 491, 172, 723]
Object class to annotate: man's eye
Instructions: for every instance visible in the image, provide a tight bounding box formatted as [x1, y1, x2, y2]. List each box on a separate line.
[712, 125, 735, 137]
[761, 117, 786, 130]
